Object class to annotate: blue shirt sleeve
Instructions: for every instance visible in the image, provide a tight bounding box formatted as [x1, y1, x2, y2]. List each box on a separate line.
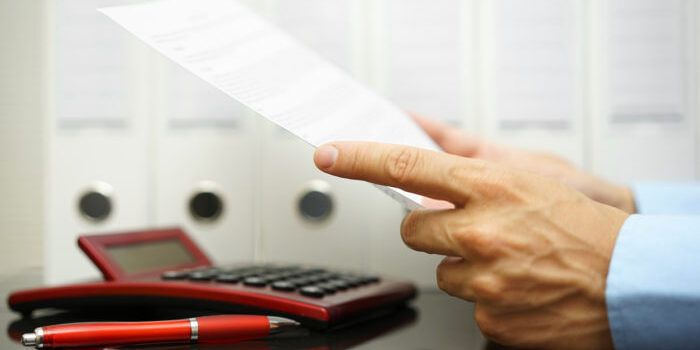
[633, 182, 700, 214]
[606, 215, 700, 350]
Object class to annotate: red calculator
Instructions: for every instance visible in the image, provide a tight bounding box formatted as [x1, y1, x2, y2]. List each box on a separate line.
[7, 228, 416, 329]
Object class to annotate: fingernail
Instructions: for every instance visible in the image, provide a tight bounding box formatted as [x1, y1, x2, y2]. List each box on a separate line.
[315, 145, 338, 170]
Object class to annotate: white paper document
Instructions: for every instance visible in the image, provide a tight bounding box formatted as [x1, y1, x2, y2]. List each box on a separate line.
[99, 0, 439, 209]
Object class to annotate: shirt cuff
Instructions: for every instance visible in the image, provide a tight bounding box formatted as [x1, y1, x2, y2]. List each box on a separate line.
[633, 182, 700, 215]
[606, 215, 700, 350]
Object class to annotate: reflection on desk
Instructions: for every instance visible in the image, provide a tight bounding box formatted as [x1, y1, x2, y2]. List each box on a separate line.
[8, 307, 416, 349]
[2, 270, 488, 349]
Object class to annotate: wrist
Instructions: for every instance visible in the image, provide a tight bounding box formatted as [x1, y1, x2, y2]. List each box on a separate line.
[588, 176, 637, 214]
[613, 185, 637, 214]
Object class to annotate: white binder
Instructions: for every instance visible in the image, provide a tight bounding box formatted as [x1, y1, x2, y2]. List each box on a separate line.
[151, 59, 258, 265]
[364, 0, 474, 286]
[590, 0, 696, 183]
[0, 1, 45, 276]
[256, 0, 380, 272]
[45, 0, 153, 284]
[479, 0, 586, 167]
[370, 0, 473, 126]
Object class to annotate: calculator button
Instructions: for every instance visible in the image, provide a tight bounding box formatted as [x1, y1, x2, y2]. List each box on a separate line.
[362, 276, 380, 284]
[261, 274, 283, 282]
[279, 271, 300, 279]
[161, 270, 188, 280]
[271, 281, 296, 291]
[243, 276, 268, 287]
[321, 272, 338, 279]
[278, 266, 302, 273]
[228, 267, 256, 274]
[328, 280, 349, 290]
[216, 274, 241, 283]
[300, 268, 326, 276]
[289, 278, 311, 287]
[338, 277, 361, 287]
[315, 283, 337, 294]
[189, 271, 217, 281]
[299, 286, 325, 298]
[306, 275, 326, 283]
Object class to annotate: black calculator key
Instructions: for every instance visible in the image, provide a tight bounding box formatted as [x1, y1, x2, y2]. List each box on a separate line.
[278, 266, 301, 273]
[362, 276, 380, 284]
[189, 271, 217, 281]
[161, 270, 188, 280]
[216, 274, 241, 283]
[261, 274, 283, 282]
[316, 283, 337, 294]
[339, 277, 361, 287]
[328, 280, 349, 290]
[271, 281, 296, 291]
[289, 278, 311, 287]
[317, 273, 335, 281]
[280, 271, 300, 279]
[243, 276, 268, 287]
[300, 268, 326, 276]
[307, 275, 326, 283]
[299, 286, 325, 298]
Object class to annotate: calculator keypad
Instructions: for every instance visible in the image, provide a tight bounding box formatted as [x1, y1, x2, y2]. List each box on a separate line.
[161, 264, 380, 298]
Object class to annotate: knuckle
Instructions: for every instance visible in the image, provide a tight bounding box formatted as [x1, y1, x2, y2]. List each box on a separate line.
[385, 147, 422, 184]
[460, 164, 526, 203]
[455, 224, 500, 259]
[471, 275, 505, 302]
[435, 261, 451, 293]
[400, 211, 421, 250]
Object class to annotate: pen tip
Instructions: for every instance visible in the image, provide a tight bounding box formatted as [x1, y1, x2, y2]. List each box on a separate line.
[21, 333, 37, 347]
[268, 316, 301, 330]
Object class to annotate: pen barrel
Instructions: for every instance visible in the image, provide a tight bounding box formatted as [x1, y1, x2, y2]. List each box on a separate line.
[197, 315, 270, 343]
[41, 319, 191, 348]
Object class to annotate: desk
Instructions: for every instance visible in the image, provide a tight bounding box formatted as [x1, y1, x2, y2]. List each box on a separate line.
[1, 269, 488, 349]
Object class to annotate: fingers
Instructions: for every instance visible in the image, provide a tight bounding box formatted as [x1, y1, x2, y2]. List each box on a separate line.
[409, 112, 483, 157]
[420, 196, 455, 209]
[400, 209, 467, 257]
[315, 141, 485, 205]
[436, 256, 477, 301]
[436, 257, 507, 306]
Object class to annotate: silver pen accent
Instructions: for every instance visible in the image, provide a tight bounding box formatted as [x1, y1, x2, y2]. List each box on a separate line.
[21, 327, 44, 348]
[267, 316, 300, 334]
[189, 317, 199, 342]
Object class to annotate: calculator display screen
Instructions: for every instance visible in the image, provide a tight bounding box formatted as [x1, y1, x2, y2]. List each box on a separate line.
[106, 240, 196, 274]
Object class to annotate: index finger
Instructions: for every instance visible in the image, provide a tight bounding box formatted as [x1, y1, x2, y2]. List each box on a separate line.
[410, 112, 484, 157]
[314, 141, 485, 206]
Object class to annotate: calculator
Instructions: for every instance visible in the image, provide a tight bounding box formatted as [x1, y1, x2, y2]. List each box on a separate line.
[7, 228, 417, 329]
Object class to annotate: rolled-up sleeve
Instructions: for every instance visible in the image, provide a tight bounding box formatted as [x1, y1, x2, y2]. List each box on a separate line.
[606, 183, 700, 350]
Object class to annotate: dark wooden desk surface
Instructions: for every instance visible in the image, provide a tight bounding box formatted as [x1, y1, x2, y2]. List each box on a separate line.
[1, 269, 488, 349]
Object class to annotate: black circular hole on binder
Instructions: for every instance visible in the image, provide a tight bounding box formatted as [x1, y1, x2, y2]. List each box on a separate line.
[189, 191, 223, 222]
[298, 190, 333, 222]
[79, 191, 112, 223]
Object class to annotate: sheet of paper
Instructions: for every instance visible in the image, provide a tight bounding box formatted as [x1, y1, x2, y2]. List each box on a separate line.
[99, 0, 439, 209]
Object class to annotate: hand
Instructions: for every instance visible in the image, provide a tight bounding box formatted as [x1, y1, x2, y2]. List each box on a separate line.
[314, 142, 630, 349]
[412, 113, 637, 213]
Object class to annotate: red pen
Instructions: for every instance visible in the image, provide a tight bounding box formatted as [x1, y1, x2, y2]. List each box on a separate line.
[20, 315, 300, 348]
